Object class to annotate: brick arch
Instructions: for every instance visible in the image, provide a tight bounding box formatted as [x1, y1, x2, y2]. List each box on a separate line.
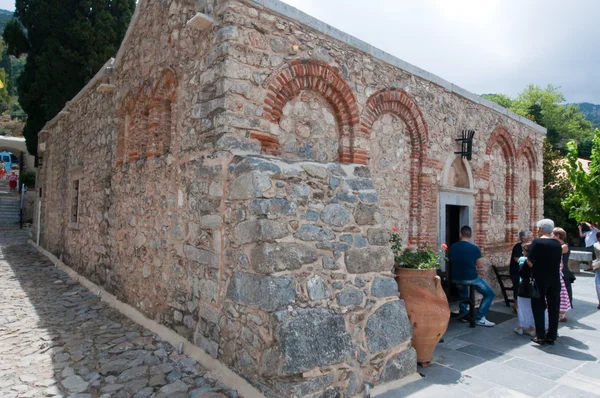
[149, 68, 178, 157]
[361, 88, 429, 244]
[261, 59, 361, 162]
[478, 125, 518, 246]
[517, 137, 540, 228]
[125, 82, 152, 162]
[361, 88, 429, 155]
[116, 92, 136, 167]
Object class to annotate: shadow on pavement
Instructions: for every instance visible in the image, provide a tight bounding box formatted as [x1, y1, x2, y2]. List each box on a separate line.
[0, 237, 236, 398]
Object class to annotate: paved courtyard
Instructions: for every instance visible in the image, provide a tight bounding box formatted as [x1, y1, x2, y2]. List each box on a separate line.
[380, 266, 600, 397]
[0, 229, 237, 398]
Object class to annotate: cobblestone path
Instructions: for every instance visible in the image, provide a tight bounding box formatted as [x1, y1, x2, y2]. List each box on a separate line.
[0, 230, 238, 398]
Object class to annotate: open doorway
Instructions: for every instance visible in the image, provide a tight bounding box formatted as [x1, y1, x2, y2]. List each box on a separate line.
[445, 205, 468, 248]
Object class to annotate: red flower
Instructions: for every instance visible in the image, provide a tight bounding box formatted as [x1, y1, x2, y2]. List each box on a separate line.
[441, 243, 448, 250]
[407, 243, 411, 247]
[392, 227, 398, 232]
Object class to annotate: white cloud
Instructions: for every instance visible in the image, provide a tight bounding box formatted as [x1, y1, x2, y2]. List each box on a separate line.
[280, 0, 600, 103]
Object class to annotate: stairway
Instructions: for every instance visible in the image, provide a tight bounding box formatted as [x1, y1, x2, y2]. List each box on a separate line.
[0, 180, 21, 227]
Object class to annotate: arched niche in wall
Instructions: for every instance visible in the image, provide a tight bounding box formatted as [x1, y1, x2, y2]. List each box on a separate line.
[261, 59, 361, 163]
[516, 137, 539, 231]
[129, 82, 152, 162]
[361, 88, 429, 244]
[484, 125, 517, 245]
[149, 68, 177, 157]
[441, 155, 474, 190]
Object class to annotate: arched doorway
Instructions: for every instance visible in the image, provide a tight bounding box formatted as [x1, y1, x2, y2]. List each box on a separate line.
[439, 155, 477, 270]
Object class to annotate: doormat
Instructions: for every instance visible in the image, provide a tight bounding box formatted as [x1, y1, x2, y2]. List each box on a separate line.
[485, 310, 516, 325]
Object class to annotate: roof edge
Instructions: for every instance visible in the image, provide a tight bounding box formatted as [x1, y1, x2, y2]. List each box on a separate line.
[247, 0, 547, 134]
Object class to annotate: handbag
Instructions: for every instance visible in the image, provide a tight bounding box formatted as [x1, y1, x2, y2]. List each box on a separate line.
[593, 259, 600, 272]
[529, 277, 541, 299]
[517, 277, 530, 298]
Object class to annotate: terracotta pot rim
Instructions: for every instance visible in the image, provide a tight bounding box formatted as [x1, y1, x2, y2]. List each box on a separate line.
[395, 267, 438, 275]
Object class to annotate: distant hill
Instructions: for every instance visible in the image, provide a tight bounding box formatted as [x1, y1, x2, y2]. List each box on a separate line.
[0, 9, 12, 34]
[574, 102, 600, 129]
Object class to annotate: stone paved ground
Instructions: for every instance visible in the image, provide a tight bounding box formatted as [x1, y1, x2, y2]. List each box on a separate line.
[379, 266, 600, 397]
[0, 229, 238, 398]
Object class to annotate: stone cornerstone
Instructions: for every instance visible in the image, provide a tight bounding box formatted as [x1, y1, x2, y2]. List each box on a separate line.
[34, 0, 545, 397]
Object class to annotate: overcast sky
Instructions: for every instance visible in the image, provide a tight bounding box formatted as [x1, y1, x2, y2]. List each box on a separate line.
[1, 1, 598, 103]
[0, 1, 11, 12]
[281, 0, 600, 104]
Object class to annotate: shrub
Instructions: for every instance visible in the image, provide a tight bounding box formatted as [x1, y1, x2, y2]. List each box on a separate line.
[390, 228, 447, 270]
[20, 170, 35, 188]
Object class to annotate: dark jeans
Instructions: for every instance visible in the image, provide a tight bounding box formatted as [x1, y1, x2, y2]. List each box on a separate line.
[454, 277, 495, 319]
[532, 283, 561, 340]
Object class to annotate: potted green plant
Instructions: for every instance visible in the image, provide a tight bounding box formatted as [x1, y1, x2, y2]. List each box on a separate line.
[391, 228, 450, 367]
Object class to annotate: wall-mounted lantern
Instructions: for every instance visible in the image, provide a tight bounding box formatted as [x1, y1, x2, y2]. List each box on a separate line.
[455, 129, 476, 161]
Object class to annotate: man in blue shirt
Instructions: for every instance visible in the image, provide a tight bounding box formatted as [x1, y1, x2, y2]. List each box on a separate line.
[449, 226, 496, 327]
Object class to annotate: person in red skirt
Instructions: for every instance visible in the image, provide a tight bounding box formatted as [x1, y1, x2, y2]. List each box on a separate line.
[8, 170, 17, 191]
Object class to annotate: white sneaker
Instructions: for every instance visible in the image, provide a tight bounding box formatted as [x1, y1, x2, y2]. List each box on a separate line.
[513, 327, 523, 335]
[476, 317, 496, 327]
[527, 329, 536, 337]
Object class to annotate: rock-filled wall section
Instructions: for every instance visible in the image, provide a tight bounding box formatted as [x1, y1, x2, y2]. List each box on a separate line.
[218, 155, 416, 396]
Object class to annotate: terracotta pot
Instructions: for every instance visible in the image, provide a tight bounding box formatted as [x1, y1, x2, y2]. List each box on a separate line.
[395, 267, 450, 365]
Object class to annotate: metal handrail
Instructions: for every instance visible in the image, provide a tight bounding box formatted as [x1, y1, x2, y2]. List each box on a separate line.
[19, 183, 26, 229]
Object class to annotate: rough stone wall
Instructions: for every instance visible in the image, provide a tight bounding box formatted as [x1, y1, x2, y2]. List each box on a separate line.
[216, 0, 544, 260]
[220, 156, 415, 396]
[35, 0, 547, 397]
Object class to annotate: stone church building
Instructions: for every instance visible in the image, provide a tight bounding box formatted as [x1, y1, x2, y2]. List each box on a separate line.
[35, 0, 545, 396]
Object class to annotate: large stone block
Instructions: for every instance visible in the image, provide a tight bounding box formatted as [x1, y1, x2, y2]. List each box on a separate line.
[365, 301, 411, 353]
[274, 373, 334, 397]
[336, 288, 363, 306]
[354, 203, 377, 225]
[294, 224, 335, 241]
[226, 272, 296, 311]
[234, 219, 289, 244]
[228, 156, 281, 175]
[307, 275, 330, 301]
[371, 277, 400, 298]
[229, 171, 272, 200]
[321, 204, 352, 227]
[380, 348, 417, 383]
[276, 308, 352, 375]
[248, 198, 297, 217]
[250, 243, 317, 274]
[367, 228, 392, 246]
[345, 247, 394, 274]
[183, 245, 220, 269]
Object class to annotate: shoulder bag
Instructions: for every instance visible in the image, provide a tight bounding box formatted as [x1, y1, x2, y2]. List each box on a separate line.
[529, 276, 540, 299]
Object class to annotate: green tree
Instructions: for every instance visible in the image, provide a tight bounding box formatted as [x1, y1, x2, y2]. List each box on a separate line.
[486, 85, 594, 154]
[482, 93, 514, 109]
[3, 0, 136, 156]
[484, 85, 590, 238]
[563, 130, 600, 223]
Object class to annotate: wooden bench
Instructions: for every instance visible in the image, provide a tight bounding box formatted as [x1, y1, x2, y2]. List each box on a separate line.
[438, 271, 476, 328]
[492, 265, 514, 307]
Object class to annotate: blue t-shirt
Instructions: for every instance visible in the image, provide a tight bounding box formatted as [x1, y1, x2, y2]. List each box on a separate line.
[449, 240, 482, 281]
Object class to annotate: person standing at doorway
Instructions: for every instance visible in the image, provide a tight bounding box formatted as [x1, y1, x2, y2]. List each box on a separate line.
[579, 222, 598, 271]
[527, 219, 563, 345]
[510, 230, 533, 312]
[449, 226, 496, 327]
